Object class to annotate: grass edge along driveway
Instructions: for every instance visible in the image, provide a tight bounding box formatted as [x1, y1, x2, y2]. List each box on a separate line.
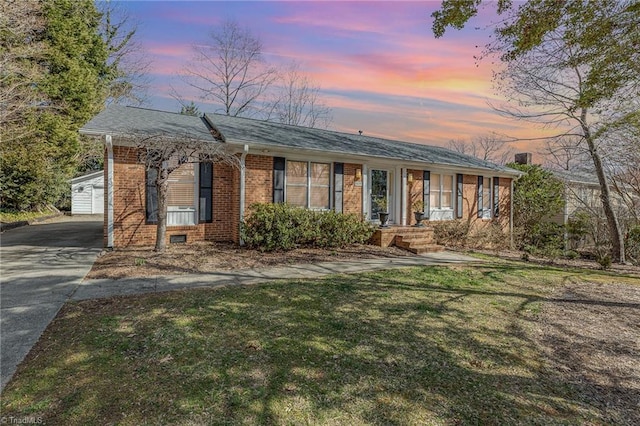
[2, 262, 638, 425]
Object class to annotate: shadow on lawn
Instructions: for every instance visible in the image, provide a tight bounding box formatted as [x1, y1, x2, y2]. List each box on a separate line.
[3, 263, 639, 424]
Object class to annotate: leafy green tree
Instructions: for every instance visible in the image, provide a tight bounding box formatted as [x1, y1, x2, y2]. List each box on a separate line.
[432, 0, 639, 263]
[508, 163, 564, 252]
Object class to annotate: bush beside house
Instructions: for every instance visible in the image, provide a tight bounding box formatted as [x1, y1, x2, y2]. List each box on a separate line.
[241, 203, 375, 251]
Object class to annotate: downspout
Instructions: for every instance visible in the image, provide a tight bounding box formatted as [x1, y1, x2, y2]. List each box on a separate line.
[105, 135, 114, 248]
[239, 144, 249, 245]
[509, 178, 514, 250]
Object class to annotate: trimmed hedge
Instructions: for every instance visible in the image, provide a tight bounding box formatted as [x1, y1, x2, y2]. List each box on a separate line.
[241, 203, 375, 251]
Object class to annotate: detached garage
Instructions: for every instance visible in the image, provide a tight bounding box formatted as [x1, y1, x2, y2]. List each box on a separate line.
[71, 171, 104, 215]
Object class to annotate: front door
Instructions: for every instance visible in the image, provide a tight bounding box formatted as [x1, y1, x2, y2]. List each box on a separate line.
[370, 169, 392, 222]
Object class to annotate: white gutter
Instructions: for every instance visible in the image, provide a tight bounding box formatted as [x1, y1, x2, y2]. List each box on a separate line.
[239, 144, 249, 245]
[105, 135, 114, 248]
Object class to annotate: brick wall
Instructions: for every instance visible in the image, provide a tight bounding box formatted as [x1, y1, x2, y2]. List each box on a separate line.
[343, 163, 363, 218]
[111, 145, 157, 247]
[245, 154, 273, 207]
[459, 174, 512, 233]
[207, 161, 240, 243]
[110, 146, 244, 247]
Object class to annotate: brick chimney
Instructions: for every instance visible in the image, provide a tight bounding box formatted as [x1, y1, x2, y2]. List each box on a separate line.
[514, 152, 532, 165]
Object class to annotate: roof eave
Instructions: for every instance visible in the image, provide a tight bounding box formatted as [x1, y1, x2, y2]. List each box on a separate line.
[222, 138, 522, 178]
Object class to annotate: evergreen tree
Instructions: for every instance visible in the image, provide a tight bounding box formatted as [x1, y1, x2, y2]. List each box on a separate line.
[1, 0, 110, 211]
[180, 101, 201, 117]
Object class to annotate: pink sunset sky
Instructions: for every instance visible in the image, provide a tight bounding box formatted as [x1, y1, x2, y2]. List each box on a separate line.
[119, 0, 549, 150]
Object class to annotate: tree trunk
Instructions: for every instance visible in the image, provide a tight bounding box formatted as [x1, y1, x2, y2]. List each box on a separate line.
[581, 114, 625, 263]
[155, 172, 169, 252]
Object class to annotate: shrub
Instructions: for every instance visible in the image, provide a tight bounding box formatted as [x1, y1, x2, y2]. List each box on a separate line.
[597, 254, 612, 270]
[625, 225, 640, 265]
[564, 250, 580, 260]
[432, 220, 470, 248]
[241, 203, 375, 252]
[518, 222, 564, 259]
[469, 221, 508, 251]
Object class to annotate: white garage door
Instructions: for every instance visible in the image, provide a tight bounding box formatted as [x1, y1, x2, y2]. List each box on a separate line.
[92, 186, 104, 214]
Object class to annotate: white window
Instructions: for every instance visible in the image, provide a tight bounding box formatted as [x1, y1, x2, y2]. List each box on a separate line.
[480, 176, 492, 219]
[146, 160, 207, 227]
[430, 174, 454, 220]
[167, 162, 197, 226]
[285, 161, 330, 210]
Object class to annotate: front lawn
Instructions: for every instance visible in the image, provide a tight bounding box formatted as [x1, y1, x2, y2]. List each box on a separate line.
[3, 263, 639, 425]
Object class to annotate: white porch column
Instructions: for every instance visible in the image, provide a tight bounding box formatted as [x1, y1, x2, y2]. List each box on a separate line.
[361, 165, 369, 220]
[401, 168, 408, 226]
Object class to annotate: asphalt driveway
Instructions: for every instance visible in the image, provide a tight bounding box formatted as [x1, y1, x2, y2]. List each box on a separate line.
[0, 216, 103, 391]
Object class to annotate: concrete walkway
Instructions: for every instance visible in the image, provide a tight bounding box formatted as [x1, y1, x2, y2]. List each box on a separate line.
[0, 216, 103, 391]
[71, 251, 483, 301]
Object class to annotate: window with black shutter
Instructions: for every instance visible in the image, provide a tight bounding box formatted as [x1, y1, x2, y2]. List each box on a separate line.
[199, 162, 213, 223]
[146, 168, 158, 224]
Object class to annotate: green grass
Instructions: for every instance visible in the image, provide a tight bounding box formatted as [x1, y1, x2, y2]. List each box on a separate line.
[2, 263, 637, 425]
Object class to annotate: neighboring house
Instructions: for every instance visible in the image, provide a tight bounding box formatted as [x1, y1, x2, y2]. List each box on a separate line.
[80, 106, 521, 248]
[70, 171, 104, 215]
[550, 168, 633, 250]
[549, 169, 603, 227]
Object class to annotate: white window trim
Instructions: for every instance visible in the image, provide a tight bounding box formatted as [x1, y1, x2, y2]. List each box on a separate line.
[285, 160, 332, 210]
[166, 160, 199, 227]
[481, 176, 493, 220]
[429, 173, 454, 220]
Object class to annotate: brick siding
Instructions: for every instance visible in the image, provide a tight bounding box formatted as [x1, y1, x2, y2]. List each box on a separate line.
[107, 146, 512, 248]
[343, 163, 363, 218]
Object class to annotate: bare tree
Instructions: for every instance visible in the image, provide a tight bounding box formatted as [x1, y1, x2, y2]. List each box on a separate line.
[606, 130, 640, 225]
[181, 20, 277, 117]
[135, 133, 240, 252]
[0, 0, 46, 142]
[491, 23, 636, 263]
[98, 0, 151, 106]
[541, 136, 592, 171]
[447, 134, 513, 165]
[265, 62, 332, 128]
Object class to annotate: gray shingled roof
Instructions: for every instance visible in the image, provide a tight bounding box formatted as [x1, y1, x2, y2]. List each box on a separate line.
[80, 105, 214, 141]
[550, 168, 600, 186]
[205, 113, 517, 174]
[80, 106, 519, 175]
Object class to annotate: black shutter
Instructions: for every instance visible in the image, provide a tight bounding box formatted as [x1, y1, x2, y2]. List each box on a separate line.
[493, 176, 500, 217]
[456, 174, 464, 219]
[273, 157, 285, 203]
[146, 168, 158, 224]
[477, 176, 483, 218]
[199, 162, 213, 223]
[423, 171, 430, 219]
[334, 162, 344, 213]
